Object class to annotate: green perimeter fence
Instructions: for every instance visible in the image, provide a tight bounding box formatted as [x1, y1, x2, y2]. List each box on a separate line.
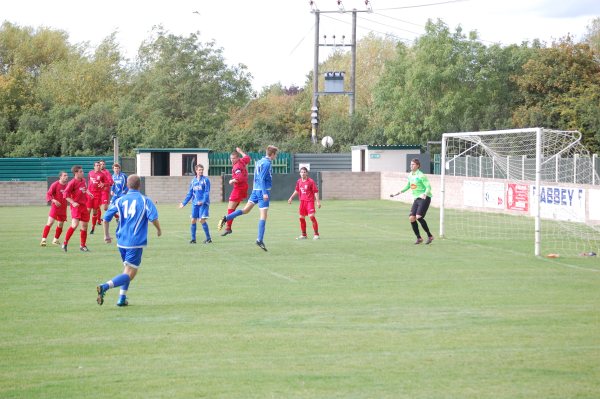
[0, 156, 114, 181]
[0, 153, 291, 181]
[207, 152, 291, 176]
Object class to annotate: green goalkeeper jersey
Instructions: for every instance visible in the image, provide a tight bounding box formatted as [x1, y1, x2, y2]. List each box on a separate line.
[401, 170, 432, 198]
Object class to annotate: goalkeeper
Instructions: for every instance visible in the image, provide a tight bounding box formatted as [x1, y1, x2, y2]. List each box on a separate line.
[391, 158, 434, 245]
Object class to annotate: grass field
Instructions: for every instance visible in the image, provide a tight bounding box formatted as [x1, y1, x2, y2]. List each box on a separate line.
[1, 200, 599, 398]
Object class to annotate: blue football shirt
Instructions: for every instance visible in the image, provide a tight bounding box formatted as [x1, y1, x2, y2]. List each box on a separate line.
[104, 189, 158, 248]
[253, 156, 273, 196]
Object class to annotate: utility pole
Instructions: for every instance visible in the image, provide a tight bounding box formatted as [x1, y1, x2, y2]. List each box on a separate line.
[310, 2, 370, 143]
[350, 9, 357, 116]
[311, 10, 320, 144]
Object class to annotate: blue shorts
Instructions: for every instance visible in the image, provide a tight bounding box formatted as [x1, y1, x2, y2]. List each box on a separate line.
[119, 247, 144, 268]
[248, 190, 270, 209]
[191, 204, 210, 219]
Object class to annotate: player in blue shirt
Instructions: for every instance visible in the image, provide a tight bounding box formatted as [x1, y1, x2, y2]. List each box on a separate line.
[110, 163, 128, 203]
[104, 163, 128, 243]
[218, 145, 278, 251]
[179, 164, 212, 244]
[97, 175, 162, 307]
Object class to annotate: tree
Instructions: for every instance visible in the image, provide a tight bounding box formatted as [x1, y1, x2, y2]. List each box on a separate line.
[120, 27, 253, 152]
[373, 20, 534, 146]
[584, 17, 600, 56]
[0, 22, 71, 140]
[36, 33, 128, 109]
[512, 36, 600, 152]
[215, 83, 311, 152]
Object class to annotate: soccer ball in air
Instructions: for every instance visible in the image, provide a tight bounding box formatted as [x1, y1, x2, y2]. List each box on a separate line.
[321, 136, 334, 148]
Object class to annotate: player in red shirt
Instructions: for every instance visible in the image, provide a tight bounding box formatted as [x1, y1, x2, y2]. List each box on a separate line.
[288, 166, 321, 240]
[87, 161, 106, 234]
[40, 171, 69, 246]
[97, 159, 114, 224]
[220, 147, 251, 236]
[62, 165, 93, 252]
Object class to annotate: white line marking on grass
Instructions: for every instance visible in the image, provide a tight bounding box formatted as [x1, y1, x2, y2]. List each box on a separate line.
[540, 258, 600, 273]
[245, 265, 297, 282]
[454, 240, 600, 273]
[217, 245, 297, 282]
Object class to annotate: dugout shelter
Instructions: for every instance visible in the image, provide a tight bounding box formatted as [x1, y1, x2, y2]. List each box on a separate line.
[351, 145, 424, 173]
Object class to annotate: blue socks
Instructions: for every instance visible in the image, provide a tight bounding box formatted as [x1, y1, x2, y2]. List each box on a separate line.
[202, 223, 211, 240]
[102, 273, 131, 292]
[258, 219, 266, 242]
[191, 223, 197, 241]
[119, 280, 130, 303]
[227, 210, 243, 220]
[111, 273, 130, 288]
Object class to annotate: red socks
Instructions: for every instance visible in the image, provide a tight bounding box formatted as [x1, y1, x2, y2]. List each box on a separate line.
[42, 225, 51, 239]
[64, 227, 75, 244]
[226, 208, 234, 229]
[310, 216, 319, 235]
[299, 218, 307, 236]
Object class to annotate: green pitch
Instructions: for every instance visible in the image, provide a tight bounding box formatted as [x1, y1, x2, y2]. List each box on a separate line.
[1, 200, 599, 398]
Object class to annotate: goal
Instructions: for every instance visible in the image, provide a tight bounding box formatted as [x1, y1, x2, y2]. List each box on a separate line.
[440, 128, 600, 256]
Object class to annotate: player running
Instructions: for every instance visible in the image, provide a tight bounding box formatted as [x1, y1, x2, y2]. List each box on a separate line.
[97, 175, 162, 307]
[62, 165, 93, 252]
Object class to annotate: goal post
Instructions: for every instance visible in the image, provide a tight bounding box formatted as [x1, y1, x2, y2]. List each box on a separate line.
[440, 128, 600, 256]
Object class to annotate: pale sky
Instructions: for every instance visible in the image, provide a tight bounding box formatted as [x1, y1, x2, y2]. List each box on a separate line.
[3, 0, 599, 91]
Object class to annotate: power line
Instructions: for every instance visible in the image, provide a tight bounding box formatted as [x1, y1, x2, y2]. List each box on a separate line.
[376, 0, 467, 11]
[361, 15, 423, 36]
[372, 10, 499, 45]
[371, 11, 426, 28]
[323, 10, 501, 46]
[321, 13, 414, 43]
[289, 24, 315, 56]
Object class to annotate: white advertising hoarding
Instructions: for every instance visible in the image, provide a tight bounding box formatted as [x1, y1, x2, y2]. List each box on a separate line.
[484, 181, 505, 209]
[589, 189, 600, 221]
[530, 185, 586, 223]
[463, 181, 483, 207]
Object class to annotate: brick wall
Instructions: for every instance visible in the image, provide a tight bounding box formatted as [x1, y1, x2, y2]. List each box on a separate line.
[381, 172, 442, 208]
[143, 176, 223, 204]
[0, 177, 223, 206]
[0, 181, 47, 206]
[321, 171, 380, 200]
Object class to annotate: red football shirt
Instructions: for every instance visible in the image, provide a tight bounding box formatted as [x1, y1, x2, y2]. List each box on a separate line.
[64, 177, 88, 205]
[88, 170, 106, 194]
[46, 180, 68, 212]
[295, 177, 319, 201]
[232, 155, 251, 191]
[101, 169, 113, 192]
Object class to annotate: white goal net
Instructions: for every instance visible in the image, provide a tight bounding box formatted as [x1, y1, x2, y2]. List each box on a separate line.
[440, 128, 600, 256]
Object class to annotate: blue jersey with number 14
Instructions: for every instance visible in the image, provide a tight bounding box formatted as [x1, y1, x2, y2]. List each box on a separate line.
[104, 189, 159, 248]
